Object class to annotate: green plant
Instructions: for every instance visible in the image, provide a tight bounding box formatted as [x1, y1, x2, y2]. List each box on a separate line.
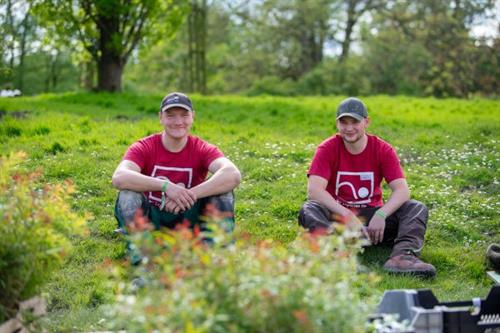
[104, 216, 377, 332]
[0, 152, 86, 322]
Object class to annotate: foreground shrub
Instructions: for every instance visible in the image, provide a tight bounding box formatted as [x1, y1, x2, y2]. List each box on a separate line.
[0, 152, 86, 322]
[105, 218, 377, 332]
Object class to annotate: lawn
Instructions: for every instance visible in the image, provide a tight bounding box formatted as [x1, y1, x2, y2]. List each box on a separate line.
[0, 92, 499, 330]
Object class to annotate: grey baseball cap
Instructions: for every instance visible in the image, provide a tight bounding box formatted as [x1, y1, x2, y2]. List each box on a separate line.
[160, 92, 193, 112]
[336, 97, 368, 121]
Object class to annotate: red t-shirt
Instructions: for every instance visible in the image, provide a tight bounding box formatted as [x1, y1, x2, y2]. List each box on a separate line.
[308, 134, 404, 209]
[123, 133, 224, 207]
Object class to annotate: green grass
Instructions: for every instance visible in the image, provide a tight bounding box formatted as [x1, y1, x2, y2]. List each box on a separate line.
[1, 92, 499, 330]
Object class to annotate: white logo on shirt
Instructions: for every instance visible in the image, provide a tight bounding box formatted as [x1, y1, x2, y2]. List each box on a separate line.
[335, 171, 374, 205]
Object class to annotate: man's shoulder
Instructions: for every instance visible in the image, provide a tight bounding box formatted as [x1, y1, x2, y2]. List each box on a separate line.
[189, 135, 219, 149]
[138, 132, 161, 143]
[129, 133, 161, 148]
[318, 134, 342, 148]
[189, 135, 209, 145]
[368, 134, 394, 150]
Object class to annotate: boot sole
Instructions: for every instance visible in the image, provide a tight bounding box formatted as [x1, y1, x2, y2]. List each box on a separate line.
[384, 267, 436, 278]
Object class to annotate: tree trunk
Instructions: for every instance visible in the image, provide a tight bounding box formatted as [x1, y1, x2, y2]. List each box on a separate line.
[339, 0, 357, 63]
[44, 55, 50, 92]
[6, 0, 15, 74]
[50, 52, 59, 90]
[82, 61, 95, 90]
[187, 8, 195, 92]
[198, 0, 207, 94]
[96, 11, 124, 92]
[97, 54, 124, 92]
[187, 0, 207, 94]
[18, 10, 30, 92]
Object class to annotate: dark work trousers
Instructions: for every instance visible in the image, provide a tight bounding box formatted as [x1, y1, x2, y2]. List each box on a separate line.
[298, 200, 428, 258]
[115, 190, 235, 233]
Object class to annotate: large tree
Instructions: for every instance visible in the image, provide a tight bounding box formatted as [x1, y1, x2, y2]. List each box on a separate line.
[336, 0, 384, 63]
[364, 0, 496, 97]
[33, 0, 189, 92]
[186, 0, 207, 93]
[0, 0, 36, 91]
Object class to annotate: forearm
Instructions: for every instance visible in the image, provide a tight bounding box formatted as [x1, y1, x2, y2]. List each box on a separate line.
[308, 188, 351, 217]
[379, 188, 410, 216]
[191, 167, 241, 199]
[112, 169, 164, 192]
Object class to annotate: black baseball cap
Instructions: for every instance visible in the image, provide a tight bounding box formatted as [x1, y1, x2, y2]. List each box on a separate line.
[160, 92, 193, 112]
[336, 97, 368, 121]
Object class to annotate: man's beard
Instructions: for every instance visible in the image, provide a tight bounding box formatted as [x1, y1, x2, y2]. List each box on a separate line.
[341, 133, 363, 144]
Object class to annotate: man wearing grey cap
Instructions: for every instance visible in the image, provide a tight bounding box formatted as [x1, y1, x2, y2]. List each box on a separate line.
[112, 92, 241, 243]
[299, 97, 436, 277]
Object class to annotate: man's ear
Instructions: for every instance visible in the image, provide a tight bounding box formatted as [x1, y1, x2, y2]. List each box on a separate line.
[365, 117, 371, 127]
[192, 111, 196, 119]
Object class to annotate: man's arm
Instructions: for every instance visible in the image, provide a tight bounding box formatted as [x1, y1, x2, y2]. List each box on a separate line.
[112, 160, 196, 210]
[191, 157, 241, 199]
[308, 175, 356, 221]
[366, 178, 410, 244]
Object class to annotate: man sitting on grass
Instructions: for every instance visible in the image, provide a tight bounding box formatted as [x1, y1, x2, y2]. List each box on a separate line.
[298, 97, 436, 277]
[112, 92, 241, 236]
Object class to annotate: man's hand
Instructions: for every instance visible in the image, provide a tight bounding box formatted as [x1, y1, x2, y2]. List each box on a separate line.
[165, 183, 197, 211]
[163, 198, 183, 214]
[343, 213, 363, 229]
[343, 213, 370, 240]
[367, 215, 385, 244]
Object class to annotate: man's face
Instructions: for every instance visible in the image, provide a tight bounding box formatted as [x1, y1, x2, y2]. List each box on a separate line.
[336, 116, 369, 144]
[160, 107, 194, 140]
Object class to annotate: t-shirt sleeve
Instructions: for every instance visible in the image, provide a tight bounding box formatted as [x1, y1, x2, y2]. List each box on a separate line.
[201, 141, 224, 169]
[123, 140, 149, 170]
[308, 140, 336, 181]
[380, 143, 405, 183]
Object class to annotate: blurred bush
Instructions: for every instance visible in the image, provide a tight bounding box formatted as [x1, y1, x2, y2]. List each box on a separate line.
[246, 76, 299, 96]
[0, 152, 86, 322]
[104, 217, 377, 332]
[297, 57, 372, 96]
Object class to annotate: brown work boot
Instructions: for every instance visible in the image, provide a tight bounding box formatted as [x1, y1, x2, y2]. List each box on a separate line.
[383, 254, 436, 278]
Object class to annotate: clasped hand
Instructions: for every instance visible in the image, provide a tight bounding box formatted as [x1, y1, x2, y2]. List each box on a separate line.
[164, 183, 197, 213]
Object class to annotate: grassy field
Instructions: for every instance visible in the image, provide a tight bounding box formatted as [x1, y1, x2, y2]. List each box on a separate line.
[0, 92, 499, 330]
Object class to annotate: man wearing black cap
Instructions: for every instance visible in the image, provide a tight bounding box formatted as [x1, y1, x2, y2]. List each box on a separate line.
[112, 92, 241, 236]
[298, 97, 436, 277]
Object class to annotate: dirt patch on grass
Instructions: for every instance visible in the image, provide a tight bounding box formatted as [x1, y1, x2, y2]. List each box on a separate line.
[0, 110, 31, 119]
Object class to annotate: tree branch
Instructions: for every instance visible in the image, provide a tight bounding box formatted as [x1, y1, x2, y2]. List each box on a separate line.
[123, 4, 150, 62]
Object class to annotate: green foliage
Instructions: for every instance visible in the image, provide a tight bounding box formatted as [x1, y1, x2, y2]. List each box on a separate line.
[246, 76, 298, 96]
[297, 57, 372, 96]
[3, 1, 498, 96]
[104, 223, 375, 332]
[0, 152, 86, 322]
[30, 0, 190, 91]
[361, 30, 432, 96]
[124, 0, 498, 97]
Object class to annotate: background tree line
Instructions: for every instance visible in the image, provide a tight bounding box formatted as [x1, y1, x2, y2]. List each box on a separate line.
[0, 0, 498, 97]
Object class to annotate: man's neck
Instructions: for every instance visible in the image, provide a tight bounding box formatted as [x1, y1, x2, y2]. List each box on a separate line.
[161, 132, 189, 152]
[344, 134, 368, 155]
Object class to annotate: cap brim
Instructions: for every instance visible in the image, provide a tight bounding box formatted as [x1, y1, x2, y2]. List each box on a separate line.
[336, 113, 364, 121]
[161, 103, 193, 112]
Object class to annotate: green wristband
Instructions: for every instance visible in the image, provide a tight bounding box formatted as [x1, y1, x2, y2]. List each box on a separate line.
[159, 181, 168, 210]
[375, 209, 387, 219]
